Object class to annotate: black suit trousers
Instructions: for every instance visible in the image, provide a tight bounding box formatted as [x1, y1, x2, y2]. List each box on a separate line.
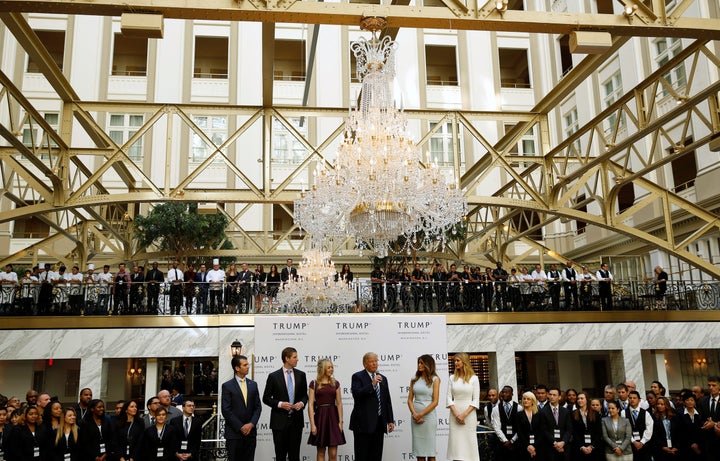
[272, 424, 303, 461]
[353, 414, 385, 461]
[227, 436, 257, 461]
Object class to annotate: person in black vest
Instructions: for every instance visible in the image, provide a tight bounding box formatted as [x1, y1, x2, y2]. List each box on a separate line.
[484, 388, 499, 426]
[562, 261, 579, 310]
[595, 263, 614, 310]
[492, 385, 519, 461]
[146, 262, 165, 314]
[623, 390, 653, 461]
[492, 262, 509, 312]
[539, 387, 572, 461]
[547, 264, 562, 311]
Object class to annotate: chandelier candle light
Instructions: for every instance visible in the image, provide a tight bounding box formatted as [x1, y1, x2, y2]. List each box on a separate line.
[276, 247, 356, 313]
[293, 17, 467, 257]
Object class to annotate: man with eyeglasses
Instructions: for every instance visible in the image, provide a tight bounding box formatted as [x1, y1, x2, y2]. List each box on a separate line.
[143, 397, 161, 428]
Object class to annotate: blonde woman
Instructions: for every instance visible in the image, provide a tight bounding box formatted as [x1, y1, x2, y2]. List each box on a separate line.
[54, 407, 80, 461]
[307, 358, 346, 461]
[515, 391, 543, 460]
[408, 354, 440, 461]
[446, 353, 479, 461]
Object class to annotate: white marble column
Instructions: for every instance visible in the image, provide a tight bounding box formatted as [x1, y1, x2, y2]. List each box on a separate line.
[495, 342, 518, 394]
[654, 351, 669, 391]
[144, 358, 158, 400]
[622, 347, 646, 396]
[79, 353, 103, 398]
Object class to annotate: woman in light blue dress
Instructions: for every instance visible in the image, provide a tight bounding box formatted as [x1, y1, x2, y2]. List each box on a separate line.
[408, 354, 441, 461]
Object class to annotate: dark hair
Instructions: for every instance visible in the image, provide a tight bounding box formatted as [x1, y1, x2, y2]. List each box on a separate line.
[231, 355, 248, 370]
[146, 397, 158, 407]
[535, 384, 548, 392]
[628, 390, 640, 398]
[411, 354, 438, 387]
[116, 400, 142, 429]
[616, 383, 628, 392]
[708, 375, 720, 383]
[652, 380, 667, 396]
[281, 347, 297, 364]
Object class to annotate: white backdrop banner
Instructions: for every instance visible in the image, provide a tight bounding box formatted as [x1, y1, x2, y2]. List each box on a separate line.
[251, 314, 449, 461]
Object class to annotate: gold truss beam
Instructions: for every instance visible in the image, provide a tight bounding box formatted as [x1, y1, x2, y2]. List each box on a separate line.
[1, 0, 720, 39]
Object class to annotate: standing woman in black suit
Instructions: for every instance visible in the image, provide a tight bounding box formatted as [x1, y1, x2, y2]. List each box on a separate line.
[676, 392, 703, 460]
[140, 407, 178, 461]
[571, 392, 603, 461]
[650, 397, 679, 461]
[266, 265, 281, 312]
[114, 400, 144, 461]
[80, 399, 115, 461]
[12, 406, 51, 461]
[53, 408, 80, 461]
[514, 391, 544, 461]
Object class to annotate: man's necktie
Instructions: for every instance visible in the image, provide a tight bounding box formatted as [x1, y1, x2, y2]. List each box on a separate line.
[150, 416, 155, 425]
[553, 406, 558, 424]
[184, 418, 190, 437]
[505, 402, 511, 417]
[373, 373, 382, 415]
[712, 397, 717, 416]
[240, 379, 248, 404]
[622, 401, 627, 410]
[632, 409, 638, 423]
[287, 370, 294, 403]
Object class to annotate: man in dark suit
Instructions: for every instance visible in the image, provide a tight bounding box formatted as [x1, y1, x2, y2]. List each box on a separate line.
[698, 375, 720, 460]
[601, 385, 618, 417]
[262, 347, 308, 461]
[539, 387, 572, 461]
[222, 355, 262, 461]
[146, 261, 165, 313]
[623, 390, 653, 461]
[280, 259, 297, 284]
[349, 352, 395, 461]
[169, 399, 202, 460]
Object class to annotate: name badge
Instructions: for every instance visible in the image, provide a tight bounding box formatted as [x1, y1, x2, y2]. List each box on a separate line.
[584, 434, 592, 444]
[64, 453, 71, 461]
[157, 447, 164, 458]
[33, 447, 40, 458]
[632, 431, 640, 441]
[99, 443, 106, 454]
[615, 440, 621, 445]
[553, 429, 560, 439]
[505, 425, 513, 435]
[127, 444, 131, 455]
[666, 439, 672, 448]
[529, 434, 535, 445]
[181, 441, 188, 451]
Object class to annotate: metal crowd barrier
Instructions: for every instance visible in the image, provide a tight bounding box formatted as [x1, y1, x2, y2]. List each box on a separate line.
[0, 279, 717, 315]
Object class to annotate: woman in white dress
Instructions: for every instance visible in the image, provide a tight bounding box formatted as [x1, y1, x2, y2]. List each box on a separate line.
[446, 352, 480, 461]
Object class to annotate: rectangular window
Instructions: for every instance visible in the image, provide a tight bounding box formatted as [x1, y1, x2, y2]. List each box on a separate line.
[668, 137, 697, 192]
[596, 0, 614, 14]
[193, 36, 229, 79]
[27, 30, 65, 72]
[425, 45, 458, 86]
[602, 71, 625, 134]
[504, 123, 536, 167]
[272, 117, 308, 165]
[112, 33, 148, 76]
[429, 122, 457, 166]
[558, 35, 573, 76]
[274, 39, 306, 81]
[191, 115, 228, 162]
[498, 48, 531, 88]
[563, 107, 581, 155]
[654, 37, 686, 97]
[109, 114, 144, 161]
[12, 201, 50, 238]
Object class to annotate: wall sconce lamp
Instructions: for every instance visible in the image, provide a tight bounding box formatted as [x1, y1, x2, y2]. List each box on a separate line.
[128, 367, 143, 377]
[696, 358, 707, 365]
[231, 339, 243, 357]
[495, 0, 508, 12]
[624, 4, 637, 17]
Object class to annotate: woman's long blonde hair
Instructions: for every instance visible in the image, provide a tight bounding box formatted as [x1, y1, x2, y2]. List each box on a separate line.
[55, 408, 79, 446]
[452, 353, 474, 383]
[315, 358, 336, 390]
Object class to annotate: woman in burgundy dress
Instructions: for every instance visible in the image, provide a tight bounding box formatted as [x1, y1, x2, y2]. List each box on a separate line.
[307, 358, 346, 461]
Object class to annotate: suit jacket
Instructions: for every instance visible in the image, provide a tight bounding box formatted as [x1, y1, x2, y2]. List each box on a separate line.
[221, 376, 262, 439]
[570, 409, 603, 455]
[539, 404, 572, 446]
[140, 423, 179, 461]
[697, 394, 720, 456]
[146, 268, 165, 284]
[601, 416, 632, 455]
[262, 367, 309, 431]
[52, 429, 82, 461]
[80, 417, 117, 460]
[349, 369, 394, 434]
[169, 414, 203, 459]
[280, 266, 297, 283]
[513, 409, 545, 458]
[650, 415, 681, 460]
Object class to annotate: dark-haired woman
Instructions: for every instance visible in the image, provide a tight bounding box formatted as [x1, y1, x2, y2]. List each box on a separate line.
[571, 391, 603, 461]
[254, 265, 267, 313]
[80, 399, 115, 461]
[651, 397, 679, 461]
[43, 401, 63, 433]
[676, 392, 703, 460]
[408, 354, 440, 461]
[13, 406, 51, 461]
[53, 408, 80, 461]
[140, 407, 178, 461]
[266, 265, 281, 312]
[114, 400, 144, 461]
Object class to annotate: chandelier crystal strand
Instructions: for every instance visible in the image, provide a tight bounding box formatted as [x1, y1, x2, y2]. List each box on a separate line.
[294, 18, 467, 257]
[276, 246, 356, 314]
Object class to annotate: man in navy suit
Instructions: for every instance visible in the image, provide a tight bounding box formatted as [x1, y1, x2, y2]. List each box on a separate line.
[169, 399, 203, 460]
[349, 352, 395, 461]
[539, 387, 572, 461]
[222, 355, 262, 461]
[262, 347, 308, 461]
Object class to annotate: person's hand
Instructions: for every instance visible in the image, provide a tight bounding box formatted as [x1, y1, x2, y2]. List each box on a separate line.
[240, 422, 254, 435]
[702, 418, 715, 430]
[388, 422, 395, 433]
[291, 402, 304, 411]
[412, 412, 423, 423]
[613, 446, 622, 455]
[632, 441, 643, 451]
[454, 412, 465, 424]
[527, 445, 536, 457]
[503, 440, 512, 448]
[554, 441, 565, 452]
[691, 443, 701, 454]
[310, 424, 317, 435]
[280, 401, 293, 411]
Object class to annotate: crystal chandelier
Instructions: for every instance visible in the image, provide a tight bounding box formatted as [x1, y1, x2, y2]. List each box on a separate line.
[276, 247, 356, 313]
[293, 17, 467, 257]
